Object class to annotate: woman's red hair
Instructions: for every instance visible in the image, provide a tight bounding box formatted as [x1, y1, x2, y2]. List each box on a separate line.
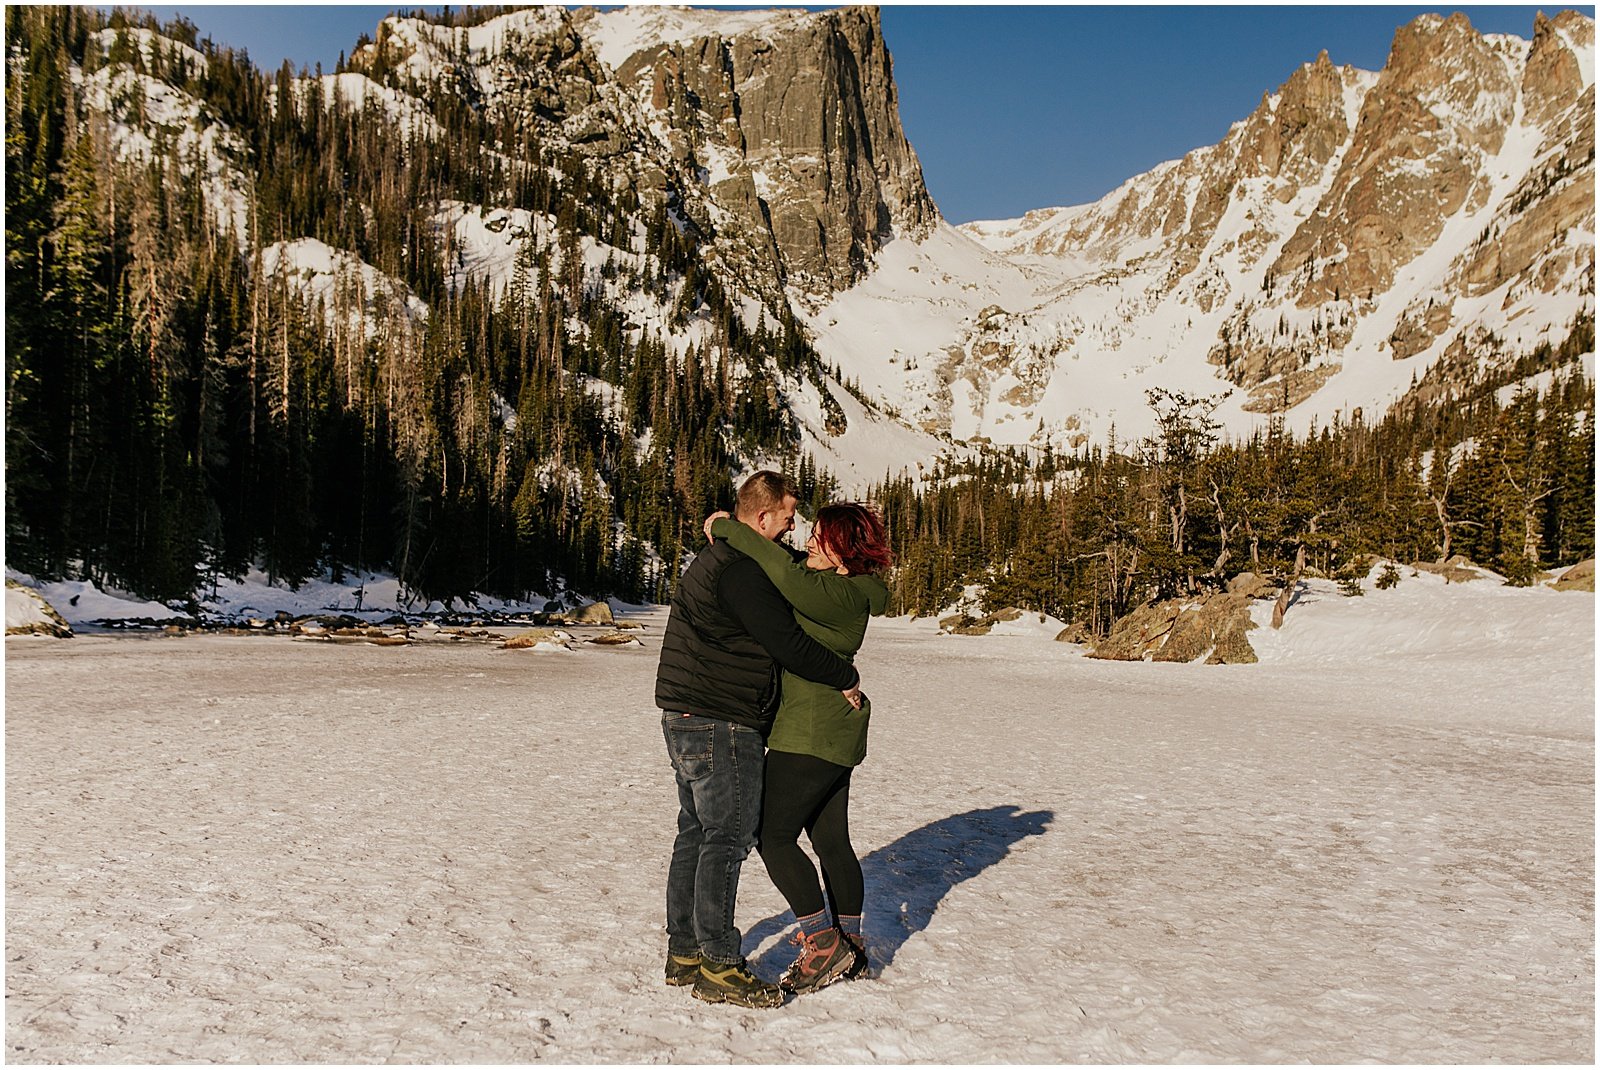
[814, 502, 895, 576]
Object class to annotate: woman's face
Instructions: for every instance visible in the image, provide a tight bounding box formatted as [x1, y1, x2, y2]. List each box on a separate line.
[805, 526, 848, 574]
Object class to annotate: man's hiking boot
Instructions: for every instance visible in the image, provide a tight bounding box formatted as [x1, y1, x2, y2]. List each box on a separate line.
[665, 951, 701, 987]
[841, 932, 869, 980]
[779, 927, 858, 994]
[691, 960, 785, 1008]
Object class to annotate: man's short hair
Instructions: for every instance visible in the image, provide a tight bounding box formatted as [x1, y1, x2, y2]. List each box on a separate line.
[736, 470, 800, 519]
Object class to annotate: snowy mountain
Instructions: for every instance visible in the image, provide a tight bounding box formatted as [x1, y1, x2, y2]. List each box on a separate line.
[323, 5, 960, 484]
[65, 6, 1593, 466]
[864, 11, 1594, 448]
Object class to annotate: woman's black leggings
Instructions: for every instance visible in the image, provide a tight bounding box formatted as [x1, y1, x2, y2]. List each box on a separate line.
[757, 749, 863, 920]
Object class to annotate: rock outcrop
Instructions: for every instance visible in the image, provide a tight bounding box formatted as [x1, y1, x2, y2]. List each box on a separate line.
[349, 7, 937, 302]
[567, 601, 615, 625]
[1550, 558, 1595, 591]
[591, 6, 938, 294]
[939, 606, 1024, 636]
[1411, 556, 1489, 583]
[1089, 593, 1259, 665]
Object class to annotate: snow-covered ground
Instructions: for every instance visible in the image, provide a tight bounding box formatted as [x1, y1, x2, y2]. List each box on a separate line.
[3, 566, 591, 629]
[4, 573, 1592, 1061]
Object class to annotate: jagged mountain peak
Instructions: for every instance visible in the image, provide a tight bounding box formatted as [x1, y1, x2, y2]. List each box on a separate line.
[581, 3, 936, 296]
[573, 4, 826, 72]
[834, 10, 1592, 451]
[338, 4, 935, 301]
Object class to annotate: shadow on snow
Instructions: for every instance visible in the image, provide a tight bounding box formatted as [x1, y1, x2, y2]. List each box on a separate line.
[744, 804, 1053, 977]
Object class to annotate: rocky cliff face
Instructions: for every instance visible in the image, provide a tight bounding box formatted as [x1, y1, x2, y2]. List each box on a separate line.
[583, 5, 937, 295]
[347, 6, 937, 301]
[1214, 11, 1595, 406]
[865, 9, 1595, 447]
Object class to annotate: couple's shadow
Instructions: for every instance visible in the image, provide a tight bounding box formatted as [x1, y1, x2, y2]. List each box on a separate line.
[743, 804, 1053, 976]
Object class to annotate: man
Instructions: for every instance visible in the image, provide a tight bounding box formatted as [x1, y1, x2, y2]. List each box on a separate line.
[655, 471, 862, 1008]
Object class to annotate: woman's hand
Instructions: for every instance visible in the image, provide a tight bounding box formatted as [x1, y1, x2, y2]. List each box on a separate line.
[841, 685, 863, 710]
[703, 510, 731, 542]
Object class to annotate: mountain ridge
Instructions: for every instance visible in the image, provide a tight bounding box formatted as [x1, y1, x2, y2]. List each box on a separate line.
[923, 10, 1593, 447]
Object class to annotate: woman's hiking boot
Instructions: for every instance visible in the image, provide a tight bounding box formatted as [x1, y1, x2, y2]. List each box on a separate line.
[779, 927, 858, 993]
[691, 959, 785, 1008]
[665, 951, 701, 986]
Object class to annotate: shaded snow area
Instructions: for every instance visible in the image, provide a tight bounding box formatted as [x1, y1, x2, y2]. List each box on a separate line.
[2, 566, 581, 629]
[5, 586, 69, 635]
[259, 239, 430, 338]
[192, 566, 555, 622]
[5, 580, 1592, 1061]
[5, 570, 175, 626]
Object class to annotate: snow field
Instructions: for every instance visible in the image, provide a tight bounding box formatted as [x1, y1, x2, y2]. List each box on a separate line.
[4, 574, 1592, 1062]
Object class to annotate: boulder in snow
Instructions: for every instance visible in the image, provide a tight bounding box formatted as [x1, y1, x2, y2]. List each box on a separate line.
[1053, 622, 1090, 644]
[1226, 571, 1279, 599]
[939, 606, 1024, 636]
[502, 629, 573, 650]
[568, 601, 615, 625]
[1090, 592, 1258, 665]
[1550, 559, 1595, 593]
[586, 631, 641, 646]
[1411, 556, 1487, 584]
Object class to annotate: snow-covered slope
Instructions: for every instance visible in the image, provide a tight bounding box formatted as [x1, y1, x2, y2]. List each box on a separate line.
[302, 72, 442, 138]
[579, 5, 816, 71]
[4, 583, 72, 636]
[259, 239, 429, 337]
[815, 12, 1594, 451]
[73, 37, 252, 242]
[7, 570, 176, 626]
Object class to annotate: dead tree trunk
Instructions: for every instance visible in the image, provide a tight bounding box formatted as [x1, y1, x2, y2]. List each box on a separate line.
[1271, 544, 1306, 630]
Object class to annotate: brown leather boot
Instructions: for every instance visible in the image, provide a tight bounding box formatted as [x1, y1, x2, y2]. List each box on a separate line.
[779, 927, 857, 993]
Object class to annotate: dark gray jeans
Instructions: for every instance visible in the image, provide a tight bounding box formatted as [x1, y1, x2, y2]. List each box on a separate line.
[663, 713, 765, 965]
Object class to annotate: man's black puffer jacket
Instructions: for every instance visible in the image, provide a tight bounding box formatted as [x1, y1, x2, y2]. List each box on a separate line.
[655, 539, 859, 732]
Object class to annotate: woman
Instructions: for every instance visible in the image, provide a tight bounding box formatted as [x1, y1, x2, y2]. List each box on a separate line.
[705, 502, 892, 994]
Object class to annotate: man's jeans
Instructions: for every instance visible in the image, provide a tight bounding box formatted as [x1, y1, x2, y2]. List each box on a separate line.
[663, 713, 765, 965]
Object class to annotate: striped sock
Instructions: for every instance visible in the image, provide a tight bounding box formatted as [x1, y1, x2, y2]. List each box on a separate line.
[837, 914, 862, 939]
[795, 909, 833, 939]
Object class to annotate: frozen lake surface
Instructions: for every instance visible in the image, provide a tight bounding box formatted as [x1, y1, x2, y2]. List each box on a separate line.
[5, 574, 1594, 1062]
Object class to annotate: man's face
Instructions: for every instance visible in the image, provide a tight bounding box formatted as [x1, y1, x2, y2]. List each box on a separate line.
[752, 496, 798, 542]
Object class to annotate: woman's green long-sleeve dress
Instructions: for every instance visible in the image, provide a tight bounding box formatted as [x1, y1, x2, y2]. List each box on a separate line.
[711, 518, 889, 767]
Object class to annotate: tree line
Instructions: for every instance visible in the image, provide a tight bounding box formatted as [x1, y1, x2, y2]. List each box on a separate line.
[876, 315, 1594, 625]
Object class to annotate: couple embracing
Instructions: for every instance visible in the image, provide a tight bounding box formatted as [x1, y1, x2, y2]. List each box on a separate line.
[654, 471, 894, 1009]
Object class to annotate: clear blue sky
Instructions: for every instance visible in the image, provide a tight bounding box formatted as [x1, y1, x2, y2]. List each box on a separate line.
[134, 5, 1574, 222]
